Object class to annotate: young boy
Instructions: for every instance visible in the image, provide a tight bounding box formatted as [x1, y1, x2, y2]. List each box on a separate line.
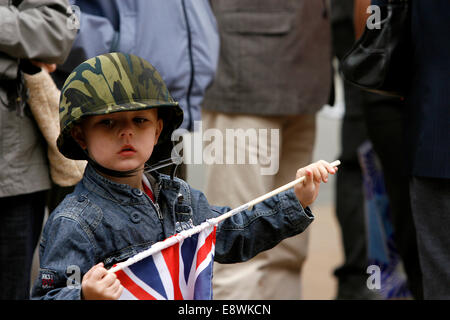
[31, 53, 337, 300]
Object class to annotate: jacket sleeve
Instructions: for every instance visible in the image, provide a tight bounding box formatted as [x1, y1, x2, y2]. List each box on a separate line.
[0, 0, 76, 64]
[31, 214, 97, 300]
[190, 186, 315, 264]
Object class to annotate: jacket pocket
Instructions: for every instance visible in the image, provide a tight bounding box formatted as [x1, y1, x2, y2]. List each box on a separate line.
[214, 9, 298, 97]
[218, 10, 295, 59]
[221, 11, 294, 35]
[212, 0, 302, 14]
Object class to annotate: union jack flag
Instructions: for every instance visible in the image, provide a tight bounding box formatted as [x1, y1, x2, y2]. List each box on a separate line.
[114, 225, 216, 300]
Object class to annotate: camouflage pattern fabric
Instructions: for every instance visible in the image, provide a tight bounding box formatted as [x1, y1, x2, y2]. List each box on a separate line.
[57, 52, 183, 160]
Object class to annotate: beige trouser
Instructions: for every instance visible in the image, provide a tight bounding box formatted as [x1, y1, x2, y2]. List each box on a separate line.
[201, 109, 316, 299]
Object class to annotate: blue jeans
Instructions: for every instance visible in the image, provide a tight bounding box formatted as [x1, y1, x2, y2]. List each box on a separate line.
[0, 191, 46, 299]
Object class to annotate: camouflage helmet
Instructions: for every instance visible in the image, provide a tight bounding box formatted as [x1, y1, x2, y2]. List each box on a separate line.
[57, 52, 184, 160]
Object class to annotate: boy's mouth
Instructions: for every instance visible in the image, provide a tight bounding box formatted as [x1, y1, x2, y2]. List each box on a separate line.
[118, 144, 136, 156]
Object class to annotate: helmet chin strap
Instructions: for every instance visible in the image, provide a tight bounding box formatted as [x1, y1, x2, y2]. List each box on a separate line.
[83, 149, 142, 178]
[88, 157, 143, 178]
[82, 148, 183, 179]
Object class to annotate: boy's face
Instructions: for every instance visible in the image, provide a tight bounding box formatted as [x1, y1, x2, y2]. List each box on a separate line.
[71, 109, 163, 173]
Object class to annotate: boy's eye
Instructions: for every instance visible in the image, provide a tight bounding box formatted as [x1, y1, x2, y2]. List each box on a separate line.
[99, 119, 113, 127]
[133, 117, 148, 124]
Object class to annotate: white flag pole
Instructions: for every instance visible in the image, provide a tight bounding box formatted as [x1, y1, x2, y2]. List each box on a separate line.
[108, 160, 340, 274]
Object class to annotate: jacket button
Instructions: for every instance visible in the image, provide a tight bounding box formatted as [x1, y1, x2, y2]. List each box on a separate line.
[132, 188, 143, 196]
[130, 212, 141, 223]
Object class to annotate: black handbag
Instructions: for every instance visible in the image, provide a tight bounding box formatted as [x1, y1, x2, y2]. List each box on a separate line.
[340, 0, 411, 98]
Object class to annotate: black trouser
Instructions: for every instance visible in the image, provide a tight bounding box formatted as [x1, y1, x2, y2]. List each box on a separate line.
[333, 81, 372, 298]
[335, 79, 423, 299]
[410, 177, 450, 299]
[332, 13, 375, 299]
[0, 191, 46, 299]
[334, 83, 424, 300]
[362, 93, 423, 299]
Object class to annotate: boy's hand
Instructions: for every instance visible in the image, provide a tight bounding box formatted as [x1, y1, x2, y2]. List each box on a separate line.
[294, 160, 338, 208]
[81, 262, 123, 300]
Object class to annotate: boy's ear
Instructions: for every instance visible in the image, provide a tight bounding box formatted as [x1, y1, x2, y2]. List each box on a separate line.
[154, 118, 163, 146]
[71, 125, 87, 150]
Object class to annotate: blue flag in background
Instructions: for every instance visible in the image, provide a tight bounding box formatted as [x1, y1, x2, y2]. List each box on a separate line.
[358, 141, 412, 299]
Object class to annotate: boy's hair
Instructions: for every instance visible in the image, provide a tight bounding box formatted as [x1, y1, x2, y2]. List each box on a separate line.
[57, 52, 183, 161]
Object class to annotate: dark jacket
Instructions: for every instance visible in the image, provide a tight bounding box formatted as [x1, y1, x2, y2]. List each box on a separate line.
[0, 0, 76, 197]
[31, 163, 314, 299]
[406, 0, 450, 178]
[203, 0, 332, 115]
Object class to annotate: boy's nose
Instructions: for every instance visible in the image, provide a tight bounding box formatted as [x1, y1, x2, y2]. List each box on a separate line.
[120, 130, 133, 138]
[119, 123, 134, 137]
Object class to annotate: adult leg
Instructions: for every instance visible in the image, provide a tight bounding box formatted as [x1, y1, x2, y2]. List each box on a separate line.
[202, 110, 275, 299]
[410, 177, 450, 299]
[202, 110, 315, 299]
[242, 114, 316, 299]
[330, 3, 377, 298]
[0, 191, 46, 299]
[333, 81, 374, 299]
[363, 94, 423, 299]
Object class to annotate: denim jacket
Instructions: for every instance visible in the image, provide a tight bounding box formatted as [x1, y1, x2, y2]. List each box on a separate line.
[31, 163, 314, 299]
